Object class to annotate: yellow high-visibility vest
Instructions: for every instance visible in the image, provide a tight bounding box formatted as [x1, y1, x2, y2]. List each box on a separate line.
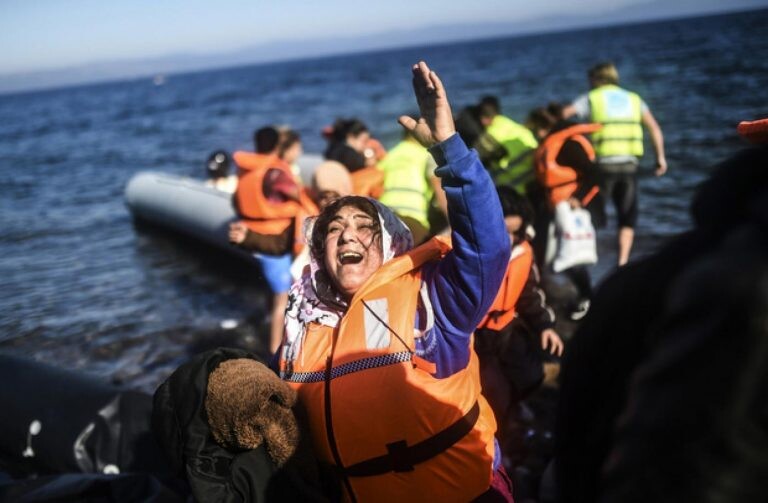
[588, 84, 644, 158]
[379, 139, 434, 228]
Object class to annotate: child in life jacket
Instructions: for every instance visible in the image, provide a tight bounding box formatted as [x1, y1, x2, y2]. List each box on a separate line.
[474, 186, 564, 451]
[527, 103, 604, 321]
[228, 126, 319, 355]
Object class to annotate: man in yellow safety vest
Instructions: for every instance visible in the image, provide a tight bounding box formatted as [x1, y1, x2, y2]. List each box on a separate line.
[478, 96, 539, 195]
[563, 62, 667, 266]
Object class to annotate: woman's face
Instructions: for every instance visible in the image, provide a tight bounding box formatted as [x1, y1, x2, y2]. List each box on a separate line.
[346, 131, 371, 153]
[323, 205, 382, 298]
[504, 215, 522, 237]
[282, 141, 303, 164]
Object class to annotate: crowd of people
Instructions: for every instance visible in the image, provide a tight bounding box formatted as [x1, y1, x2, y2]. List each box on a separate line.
[153, 60, 768, 502]
[202, 60, 667, 358]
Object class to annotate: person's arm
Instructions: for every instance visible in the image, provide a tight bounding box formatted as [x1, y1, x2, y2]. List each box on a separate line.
[562, 95, 589, 121]
[229, 220, 291, 254]
[641, 108, 667, 176]
[561, 104, 577, 120]
[400, 62, 509, 377]
[558, 138, 601, 204]
[541, 328, 564, 356]
[421, 137, 509, 376]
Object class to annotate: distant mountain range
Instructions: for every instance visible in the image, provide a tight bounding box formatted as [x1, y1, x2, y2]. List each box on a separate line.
[0, 1, 764, 95]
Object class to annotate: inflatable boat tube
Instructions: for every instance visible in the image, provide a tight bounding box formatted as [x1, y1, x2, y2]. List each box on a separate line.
[0, 354, 168, 476]
[124, 154, 324, 257]
[125, 171, 247, 256]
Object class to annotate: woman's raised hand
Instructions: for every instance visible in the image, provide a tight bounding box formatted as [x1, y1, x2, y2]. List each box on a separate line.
[398, 61, 456, 148]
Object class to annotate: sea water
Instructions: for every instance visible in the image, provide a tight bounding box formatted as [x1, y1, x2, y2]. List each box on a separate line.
[0, 9, 766, 391]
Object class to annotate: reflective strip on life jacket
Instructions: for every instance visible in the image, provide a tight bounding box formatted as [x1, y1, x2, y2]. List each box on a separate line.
[589, 85, 644, 157]
[279, 237, 496, 502]
[535, 123, 601, 207]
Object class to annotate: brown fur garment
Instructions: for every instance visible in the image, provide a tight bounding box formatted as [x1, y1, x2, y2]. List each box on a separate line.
[205, 358, 299, 467]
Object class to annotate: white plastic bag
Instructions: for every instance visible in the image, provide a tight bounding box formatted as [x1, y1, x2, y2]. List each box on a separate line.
[552, 201, 597, 273]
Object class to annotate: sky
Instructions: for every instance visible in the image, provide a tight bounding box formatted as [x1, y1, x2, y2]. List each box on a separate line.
[1, 0, 766, 77]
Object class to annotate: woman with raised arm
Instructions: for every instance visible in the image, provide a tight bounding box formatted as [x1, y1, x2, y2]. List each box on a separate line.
[278, 61, 513, 502]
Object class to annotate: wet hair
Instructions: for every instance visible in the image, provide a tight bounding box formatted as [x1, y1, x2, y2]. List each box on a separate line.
[254, 126, 280, 153]
[497, 186, 534, 241]
[206, 150, 230, 178]
[278, 129, 301, 158]
[478, 95, 501, 119]
[455, 104, 484, 146]
[328, 118, 369, 143]
[546, 101, 565, 120]
[310, 196, 382, 266]
[526, 106, 558, 132]
[588, 62, 620, 86]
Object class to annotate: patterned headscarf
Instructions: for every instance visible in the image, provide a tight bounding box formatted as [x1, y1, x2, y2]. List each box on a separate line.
[282, 198, 413, 366]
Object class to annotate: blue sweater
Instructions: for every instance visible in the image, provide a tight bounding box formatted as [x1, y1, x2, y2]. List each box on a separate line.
[269, 134, 508, 380]
[417, 134, 509, 378]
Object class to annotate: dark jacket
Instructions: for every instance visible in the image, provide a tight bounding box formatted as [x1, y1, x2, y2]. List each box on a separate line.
[555, 145, 768, 503]
[516, 260, 557, 335]
[152, 348, 330, 502]
[324, 142, 367, 173]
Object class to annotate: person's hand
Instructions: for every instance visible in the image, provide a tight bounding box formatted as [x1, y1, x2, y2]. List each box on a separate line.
[568, 197, 582, 209]
[228, 221, 248, 245]
[541, 328, 564, 356]
[654, 157, 668, 177]
[398, 61, 455, 148]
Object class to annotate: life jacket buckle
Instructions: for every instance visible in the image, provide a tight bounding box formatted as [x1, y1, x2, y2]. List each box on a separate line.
[386, 440, 415, 472]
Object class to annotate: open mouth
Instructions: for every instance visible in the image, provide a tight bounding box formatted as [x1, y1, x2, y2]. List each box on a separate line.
[339, 251, 363, 265]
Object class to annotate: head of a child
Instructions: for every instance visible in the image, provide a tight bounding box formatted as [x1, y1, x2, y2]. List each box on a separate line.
[497, 186, 534, 244]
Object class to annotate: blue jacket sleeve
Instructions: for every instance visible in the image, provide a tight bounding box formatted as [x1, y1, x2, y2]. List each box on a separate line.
[417, 134, 509, 378]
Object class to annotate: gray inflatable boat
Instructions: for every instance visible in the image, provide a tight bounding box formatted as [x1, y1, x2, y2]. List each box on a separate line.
[124, 154, 323, 256]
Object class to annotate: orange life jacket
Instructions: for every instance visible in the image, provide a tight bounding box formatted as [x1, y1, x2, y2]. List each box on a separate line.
[365, 137, 388, 162]
[233, 151, 318, 255]
[279, 237, 497, 502]
[535, 123, 602, 207]
[350, 166, 385, 199]
[477, 240, 533, 331]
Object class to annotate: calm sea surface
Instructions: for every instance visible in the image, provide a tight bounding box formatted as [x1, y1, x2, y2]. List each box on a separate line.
[1, 10, 767, 392]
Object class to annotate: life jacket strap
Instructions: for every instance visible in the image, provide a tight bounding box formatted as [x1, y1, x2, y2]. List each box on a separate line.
[340, 401, 481, 477]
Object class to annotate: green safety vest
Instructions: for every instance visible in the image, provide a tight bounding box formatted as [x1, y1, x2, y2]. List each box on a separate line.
[588, 85, 644, 158]
[486, 115, 538, 193]
[379, 139, 434, 228]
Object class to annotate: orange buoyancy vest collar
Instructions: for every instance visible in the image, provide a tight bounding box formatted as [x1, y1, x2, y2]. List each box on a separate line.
[477, 240, 533, 331]
[350, 165, 385, 199]
[279, 237, 497, 502]
[233, 151, 318, 253]
[535, 123, 602, 207]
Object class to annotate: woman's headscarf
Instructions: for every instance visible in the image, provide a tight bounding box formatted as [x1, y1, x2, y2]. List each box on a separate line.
[282, 198, 413, 368]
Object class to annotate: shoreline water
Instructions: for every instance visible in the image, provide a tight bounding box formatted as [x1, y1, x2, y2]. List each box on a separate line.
[1, 9, 767, 393]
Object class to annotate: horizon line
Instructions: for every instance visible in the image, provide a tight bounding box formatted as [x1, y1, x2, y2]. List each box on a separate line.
[0, 5, 763, 97]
